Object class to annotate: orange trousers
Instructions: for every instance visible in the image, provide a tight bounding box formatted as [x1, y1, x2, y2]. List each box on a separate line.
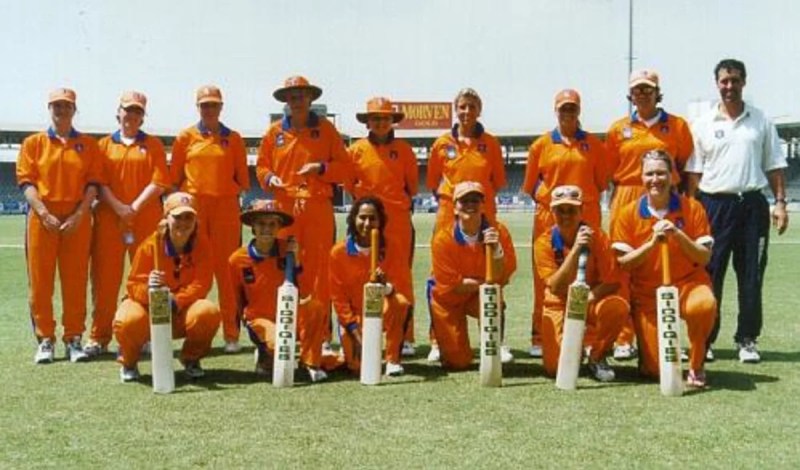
[609, 185, 646, 346]
[633, 282, 716, 377]
[530, 201, 601, 347]
[26, 201, 92, 343]
[113, 298, 220, 368]
[89, 204, 161, 347]
[340, 294, 410, 373]
[244, 298, 327, 369]
[385, 209, 415, 343]
[540, 294, 628, 377]
[194, 195, 241, 342]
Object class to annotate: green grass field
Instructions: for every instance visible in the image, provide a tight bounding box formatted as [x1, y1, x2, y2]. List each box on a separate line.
[1, 212, 799, 468]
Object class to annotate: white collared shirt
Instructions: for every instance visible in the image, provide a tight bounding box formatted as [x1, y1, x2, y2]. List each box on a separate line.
[686, 102, 786, 193]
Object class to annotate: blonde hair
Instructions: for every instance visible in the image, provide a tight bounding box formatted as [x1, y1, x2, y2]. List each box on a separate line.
[453, 87, 482, 111]
[641, 149, 674, 173]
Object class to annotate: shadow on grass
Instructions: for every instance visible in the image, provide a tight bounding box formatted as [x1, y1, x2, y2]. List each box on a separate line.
[702, 369, 780, 392]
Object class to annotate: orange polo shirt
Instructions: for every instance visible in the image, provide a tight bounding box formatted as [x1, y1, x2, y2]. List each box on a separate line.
[346, 132, 419, 213]
[610, 193, 713, 294]
[427, 123, 506, 202]
[126, 230, 213, 311]
[256, 112, 350, 199]
[522, 128, 607, 206]
[534, 225, 619, 306]
[170, 122, 249, 197]
[605, 110, 693, 186]
[98, 130, 170, 203]
[16, 127, 104, 202]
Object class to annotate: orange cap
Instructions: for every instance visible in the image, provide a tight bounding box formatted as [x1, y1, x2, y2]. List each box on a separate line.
[240, 199, 293, 227]
[356, 97, 405, 124]
[196, 85, 223, 104]
[273, 75, 323, 102]
[120, 90, 147, 110]
[550, 185, 583, 208]
[48, 88, 76, 104]
[554, 89, 581, 110]
[453, 181, 486, 201]
[629, 69, 660, 88]
[163, 192, 197, 217]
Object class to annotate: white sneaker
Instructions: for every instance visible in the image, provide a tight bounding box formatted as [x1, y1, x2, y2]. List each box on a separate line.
[613, 343, 637, 361]
[588, 358, 615, 382]
[427, 345, 441, 363]
[321, 341, 335, 357]
[385, 362, 404, 377]
[224, 340, 242, 354]
[183, 360, 205, 379]
[401, 341, 416, 357]
[528, 344, 543, 358]
[738, 340, 761, 363]
[34, 339, 55, 364]
[680, 349, 689, 362]
[65, 337, 89, 363]
[307, 367, 328, 383]
[83, 341, 107, 358]
[706, 347, 715, 362]
[501, 345, 514, 364]
[119, 365, 140, 382]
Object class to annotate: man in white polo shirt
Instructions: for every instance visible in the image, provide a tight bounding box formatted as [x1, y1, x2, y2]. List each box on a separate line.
[686, 58, 789, 364]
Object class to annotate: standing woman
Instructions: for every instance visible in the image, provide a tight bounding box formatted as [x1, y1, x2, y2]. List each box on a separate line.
[17, 88, 104, 364]
[427, 88, 506, 231]
[346, 97, 419, 355]
[521, 89, 608, 358]
[170, 85, 250, 353]
[86, 91, 170, 356]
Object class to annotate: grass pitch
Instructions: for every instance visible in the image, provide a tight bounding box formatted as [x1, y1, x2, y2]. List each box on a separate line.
[0, 213, 799, 468]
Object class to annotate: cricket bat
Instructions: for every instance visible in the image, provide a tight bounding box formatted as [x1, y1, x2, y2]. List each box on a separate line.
[361, 228, 384, 385]
[149, 233, 174, 394]
[555, 247, 589, 391]
[657, 241, 683, 397]
[479, 243, 502, 387]
[273, 250, 298, 388]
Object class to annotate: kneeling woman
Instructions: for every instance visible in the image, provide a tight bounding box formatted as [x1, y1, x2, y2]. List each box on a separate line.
[329, 197, 410, 377]
[229, 199, 328, 383]
[114, 192, 220, 382]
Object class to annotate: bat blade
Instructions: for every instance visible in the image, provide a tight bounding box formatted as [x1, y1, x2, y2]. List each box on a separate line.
[479, 283, 502, 387]
[656, 285, 683, 396]
[273, 281, 298, 388]
[360, 283, 384, 385]
[555, 282, 589, 390]
[149, 287, 174, 394]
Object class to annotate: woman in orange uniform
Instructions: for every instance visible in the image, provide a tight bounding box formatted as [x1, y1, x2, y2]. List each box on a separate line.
[86, 91, 170, 357]
[346, 97, 418, 356]
[17, 88, 104, 364]
[114, 192, 220, 382]
[521, 89, 608, 358]
[427, 88, 506, 231]
[170, 85, 250, 353]
[610, 150, 715, 388]
[329, 197, 411, 377]
[229, 199, 329, 382]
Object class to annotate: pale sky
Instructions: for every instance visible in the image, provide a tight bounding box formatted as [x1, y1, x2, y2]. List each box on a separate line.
[1, 0, 798, 137]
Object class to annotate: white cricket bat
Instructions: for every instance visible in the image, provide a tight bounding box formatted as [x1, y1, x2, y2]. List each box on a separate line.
[273, 251, 298, 388]
[657, 241, 683, 397]
[361, 228, 383, 385]
[149, 234, 174, 394]
[556, 248, 589, 391]
[479, 243, 502, 387]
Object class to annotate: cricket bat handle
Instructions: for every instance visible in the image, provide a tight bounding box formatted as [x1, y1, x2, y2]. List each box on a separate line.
[575, 247, 589, 284]
[660, 241, 671, 286]
[485, 243, 494, 284]
[369, 228, 378, 282]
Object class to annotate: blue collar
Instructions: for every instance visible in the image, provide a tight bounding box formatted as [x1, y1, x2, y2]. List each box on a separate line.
[368, 130, 395, 145]
[196, 121, 231, 137]
[454, 216, 490, 245]
[165, 230, 197, 257]
[47, 127, 79, 139]
[247, 239, 279, 262]
[550, 127, 587, 144]
[631, 109, 668, 124]
[281, 111, 321, 131]
[637, 193, 681, 218]
[111, 129, 147, 144]
[450, 121, 485, 139]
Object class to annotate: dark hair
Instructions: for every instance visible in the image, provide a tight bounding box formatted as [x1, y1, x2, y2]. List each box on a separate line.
[346, 196, 387, 252]
[641, 149, 674, 173]
[714, 58, 747, 81]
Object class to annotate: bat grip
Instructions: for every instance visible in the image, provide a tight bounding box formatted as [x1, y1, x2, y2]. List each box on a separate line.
[369, 228, 379, 283]
[485, 243, 494, 284]
[153, 233, 161, 272]
[660, 241, 671, 286]
[575, 247, 589, 284]
[284, 251, 296, 284]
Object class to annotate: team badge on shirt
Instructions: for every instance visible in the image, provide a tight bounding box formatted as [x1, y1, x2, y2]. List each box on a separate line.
[477, 143, 487, 153]
[675, 217, 685, 230]
[311, 129, 320, 139]
[242, 267, 255, 284]
[580, 142, 589, 151]
[139, 145, 148, 154]
[660, 125, 670, 133]
[276, 133, 285, 147]
[221, 139, 229, 148]
[74, 143, 84, 153]
[446, 146, 457, 159]
[622, 127, 633, 139]
[714, 129, 725, 139]
[389, 150, 398, 160]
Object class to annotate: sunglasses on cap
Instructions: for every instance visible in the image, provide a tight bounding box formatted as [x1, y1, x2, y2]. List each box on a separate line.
[552, 187, 581, 199]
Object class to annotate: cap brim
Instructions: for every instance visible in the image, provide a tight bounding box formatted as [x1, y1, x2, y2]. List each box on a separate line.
[629, 79, 658, 88]
[555, 100, 580, 109]
[120, 102, 146, 110]
[48, 97, 75, 104]
[550, 200, 582, 209]
[167, 206, 197, 216]
[197, 97, 223, 104]
[273, 86, 323, 103]
[455, 190, 485, 201]
[240, 210, 293, 227]
[355, 112, 405, 124]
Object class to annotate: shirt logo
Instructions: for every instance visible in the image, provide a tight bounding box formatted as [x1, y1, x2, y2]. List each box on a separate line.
[221, 139, 229, 148]
[660, 125, 669, 133]
[580, 142, 589, 151]
[477, 143, 487, 153]
[622, 127, 632, 139]
[714, 129, 725, 139]
[311, 129, 320, 139]
[276, 133, 285, 147]
[243, 267, 255, 284]
[446, 146, 457, 159]
[139, 145, 148, 154]
[676, 217, 685, 229]
[74, 143, 84, 153]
